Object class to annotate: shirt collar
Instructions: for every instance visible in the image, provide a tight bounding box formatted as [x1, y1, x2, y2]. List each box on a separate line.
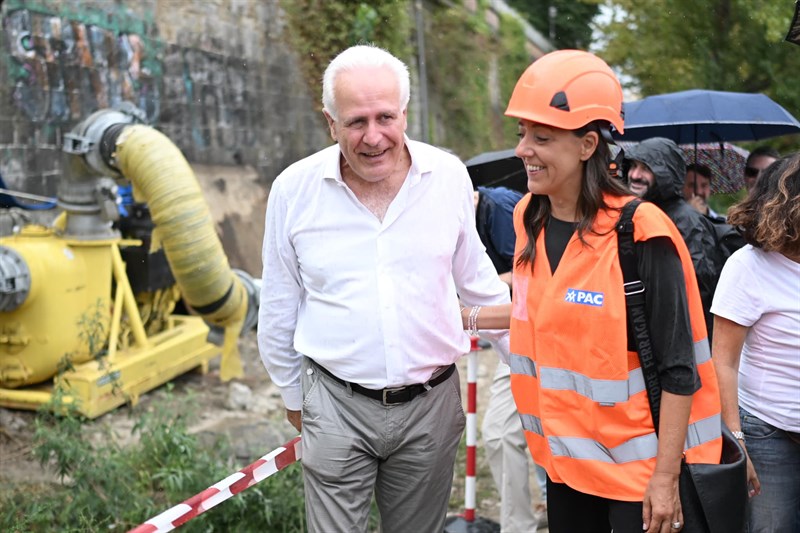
[322, 135, 430, 186]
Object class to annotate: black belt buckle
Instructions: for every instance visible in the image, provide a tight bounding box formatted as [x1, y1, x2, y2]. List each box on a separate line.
[382, 386, 408, 405]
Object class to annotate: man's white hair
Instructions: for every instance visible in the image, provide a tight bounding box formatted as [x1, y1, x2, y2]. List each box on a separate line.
[322, 44, 410, 121]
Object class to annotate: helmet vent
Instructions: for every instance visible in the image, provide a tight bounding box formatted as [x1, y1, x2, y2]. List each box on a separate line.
[549, 91, 570, 111]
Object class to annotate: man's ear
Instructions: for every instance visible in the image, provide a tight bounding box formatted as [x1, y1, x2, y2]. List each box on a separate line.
[580, 131, 599, 161]
[323, 111, 337, 141]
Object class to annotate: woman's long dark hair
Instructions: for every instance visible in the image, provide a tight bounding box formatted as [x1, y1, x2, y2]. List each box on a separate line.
[728, 152, 800, 256]
[515, 121, 629, 269]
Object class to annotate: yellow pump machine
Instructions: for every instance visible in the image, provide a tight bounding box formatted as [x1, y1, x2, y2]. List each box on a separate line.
[0, 105, 258, 418]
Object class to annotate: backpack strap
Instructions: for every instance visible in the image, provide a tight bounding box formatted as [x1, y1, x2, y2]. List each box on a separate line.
[616, 199, 662, 432]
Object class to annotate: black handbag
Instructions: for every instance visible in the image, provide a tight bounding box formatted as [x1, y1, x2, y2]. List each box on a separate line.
[616, 199, 747, 533]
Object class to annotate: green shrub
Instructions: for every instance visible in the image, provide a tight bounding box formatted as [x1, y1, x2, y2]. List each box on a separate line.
[0, 388, 307, 532]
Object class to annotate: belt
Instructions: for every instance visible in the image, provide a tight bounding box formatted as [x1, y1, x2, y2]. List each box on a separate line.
[313, 362, 456, 405]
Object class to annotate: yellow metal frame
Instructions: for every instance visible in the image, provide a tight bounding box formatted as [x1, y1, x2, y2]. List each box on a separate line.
[0, 243, 221, 418]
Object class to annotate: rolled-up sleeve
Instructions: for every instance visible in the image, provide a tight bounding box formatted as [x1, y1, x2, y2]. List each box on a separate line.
[257, 179, 305, 410]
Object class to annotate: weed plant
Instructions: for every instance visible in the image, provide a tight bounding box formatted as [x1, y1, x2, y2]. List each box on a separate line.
[0, 386, 306, 532]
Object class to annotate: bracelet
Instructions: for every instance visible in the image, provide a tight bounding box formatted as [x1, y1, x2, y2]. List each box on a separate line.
[731, 430, 745, 441]
[468, 305, 481, 336]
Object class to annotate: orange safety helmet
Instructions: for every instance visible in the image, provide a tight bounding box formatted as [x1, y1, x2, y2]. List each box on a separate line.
[505, 50, 624, 134]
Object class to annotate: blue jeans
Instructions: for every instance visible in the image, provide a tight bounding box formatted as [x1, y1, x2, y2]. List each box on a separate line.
[740, 406, 800, 533]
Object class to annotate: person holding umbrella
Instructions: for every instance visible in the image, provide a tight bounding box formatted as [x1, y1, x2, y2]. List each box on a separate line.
[463, 49, 723, 533]
[683, 163, 724, 220]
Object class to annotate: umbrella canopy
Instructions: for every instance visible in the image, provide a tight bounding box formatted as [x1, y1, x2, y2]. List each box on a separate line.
[618, 141, 749, 194]
[680, 143, 749, 194]
[464, 148, 528, 194]
[615, 89, 800, 144]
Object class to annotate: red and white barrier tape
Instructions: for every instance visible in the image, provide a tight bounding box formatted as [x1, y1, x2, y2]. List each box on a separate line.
[464, 335, 479, 522]
[128, 436, 302, 533]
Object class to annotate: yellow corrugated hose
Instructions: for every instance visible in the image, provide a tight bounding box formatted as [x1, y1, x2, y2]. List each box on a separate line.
[114, 125, 245, 380]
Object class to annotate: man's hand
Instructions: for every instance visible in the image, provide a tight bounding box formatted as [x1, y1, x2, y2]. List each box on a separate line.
[286, 409, 302, 432]
[687, 195, 708, 216]
[643, 471, 682, 533]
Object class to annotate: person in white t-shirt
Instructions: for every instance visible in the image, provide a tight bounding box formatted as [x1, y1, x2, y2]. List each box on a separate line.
[711, 152, 800, 533]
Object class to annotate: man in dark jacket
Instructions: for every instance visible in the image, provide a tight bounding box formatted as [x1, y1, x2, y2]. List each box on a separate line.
[624, 137, 720, 336]
[474, 185, 549, 531]
[474, 186, 523, 282]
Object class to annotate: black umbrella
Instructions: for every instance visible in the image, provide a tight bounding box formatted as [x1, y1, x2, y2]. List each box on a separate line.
[464, 148, 528, 194]
[614, 89, 800, 144]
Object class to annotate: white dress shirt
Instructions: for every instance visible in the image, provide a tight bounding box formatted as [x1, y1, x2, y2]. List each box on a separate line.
[258, 139, 511, 410]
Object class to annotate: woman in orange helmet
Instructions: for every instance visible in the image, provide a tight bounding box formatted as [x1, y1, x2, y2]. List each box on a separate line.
[463, 50, 722, 533]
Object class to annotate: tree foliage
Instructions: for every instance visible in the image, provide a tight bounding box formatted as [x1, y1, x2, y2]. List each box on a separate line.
[506, 0, 602, 49]
[597, 0, 800, 150]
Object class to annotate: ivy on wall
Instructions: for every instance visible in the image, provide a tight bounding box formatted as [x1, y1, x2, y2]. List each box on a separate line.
[425, 4, 494, 158]
[280, 0, 412, 115]
[280, 0, 536, 160]
[497, 14, 534, 148]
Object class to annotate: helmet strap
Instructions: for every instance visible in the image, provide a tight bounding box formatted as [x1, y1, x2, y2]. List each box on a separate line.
[600, 126, 617, 145]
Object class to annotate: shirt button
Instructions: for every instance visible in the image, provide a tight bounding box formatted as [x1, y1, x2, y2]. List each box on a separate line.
[306, 368, 313, 375]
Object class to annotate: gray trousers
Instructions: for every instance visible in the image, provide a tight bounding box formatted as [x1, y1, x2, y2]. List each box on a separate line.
[482, 361, 546, 532]
[300, 357, 466, 533]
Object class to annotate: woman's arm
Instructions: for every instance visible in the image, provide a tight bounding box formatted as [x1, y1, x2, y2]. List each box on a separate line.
[460, 303, 512, 331]
[643, 391, 692, 532]
[712, 315, 747, 436]
[712, 314, 759, 496]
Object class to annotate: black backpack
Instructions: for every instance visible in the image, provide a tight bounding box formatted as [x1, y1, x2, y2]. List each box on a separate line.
[708, 218, 746, 273]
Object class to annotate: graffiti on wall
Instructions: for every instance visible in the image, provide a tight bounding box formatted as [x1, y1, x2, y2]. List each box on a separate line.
[3, 7, 162, 123]
[2, 6, 259, 151]
[167, 47, 259, 151]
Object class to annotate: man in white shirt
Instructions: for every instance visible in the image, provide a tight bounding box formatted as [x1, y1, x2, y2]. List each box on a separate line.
[258, 44, 510, 533]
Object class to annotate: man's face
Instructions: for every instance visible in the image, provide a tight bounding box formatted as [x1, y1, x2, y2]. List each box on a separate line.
[323, 66, 408, 184]
[744, 155, 777, 191]
[683, 170, 711, 201]
[627, 160, 655, 198]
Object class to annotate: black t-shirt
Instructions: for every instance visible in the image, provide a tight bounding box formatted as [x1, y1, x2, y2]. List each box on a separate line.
[544, 215, 699, 395]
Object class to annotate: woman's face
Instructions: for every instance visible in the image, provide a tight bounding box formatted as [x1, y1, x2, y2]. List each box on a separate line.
[514, 120, 596, 198]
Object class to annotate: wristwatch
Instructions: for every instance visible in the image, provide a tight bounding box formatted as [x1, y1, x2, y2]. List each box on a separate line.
[731, 430, 745, 441]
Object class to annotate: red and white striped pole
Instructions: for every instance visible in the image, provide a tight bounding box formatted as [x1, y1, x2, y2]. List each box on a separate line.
[464, 334, 480, 523]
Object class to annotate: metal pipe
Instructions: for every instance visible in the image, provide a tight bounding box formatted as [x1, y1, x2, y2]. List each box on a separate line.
[0, 188, 58, 204]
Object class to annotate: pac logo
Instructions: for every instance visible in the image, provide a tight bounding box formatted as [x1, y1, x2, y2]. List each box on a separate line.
[564, 288, 604, 307]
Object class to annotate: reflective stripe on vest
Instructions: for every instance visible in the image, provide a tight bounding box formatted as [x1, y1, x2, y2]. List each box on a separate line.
[520, 413, 543, 436]
[510, 352, 536, 377]
[512, 340, 710, 405]
[545, 413, 721, 464]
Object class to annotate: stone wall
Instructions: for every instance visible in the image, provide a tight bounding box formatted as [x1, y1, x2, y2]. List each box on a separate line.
[0, 0, 330, 186]
[0, 0, 330, 274]
[0, 0, 548, 275]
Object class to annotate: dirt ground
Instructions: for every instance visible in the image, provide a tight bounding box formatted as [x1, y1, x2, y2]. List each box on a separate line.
[0, 330, 547, 530]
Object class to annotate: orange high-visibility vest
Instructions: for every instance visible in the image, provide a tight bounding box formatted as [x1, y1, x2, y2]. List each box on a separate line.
[509, 193, 722, 502]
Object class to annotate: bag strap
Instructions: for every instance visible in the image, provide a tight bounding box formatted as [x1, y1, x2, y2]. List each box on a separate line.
[616, 199, 662, 433]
